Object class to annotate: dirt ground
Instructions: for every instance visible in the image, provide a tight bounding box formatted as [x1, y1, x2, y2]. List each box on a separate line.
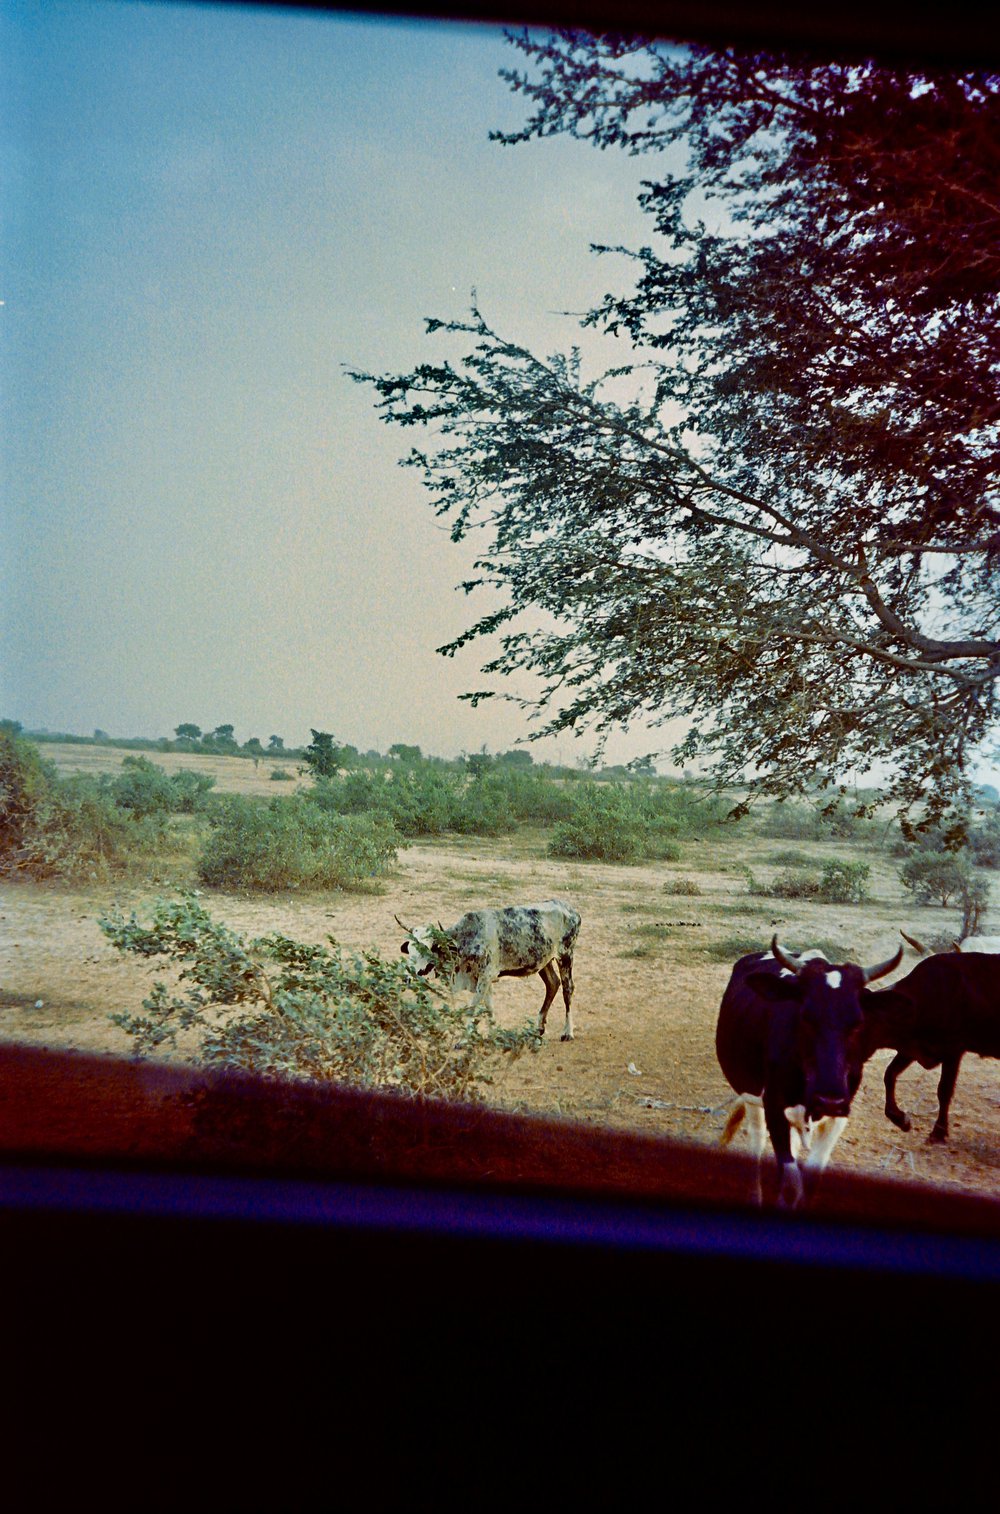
[2, 744, 998, 1204]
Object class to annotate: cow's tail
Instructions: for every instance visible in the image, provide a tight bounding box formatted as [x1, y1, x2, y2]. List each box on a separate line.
[720, 1098, 747, 1147]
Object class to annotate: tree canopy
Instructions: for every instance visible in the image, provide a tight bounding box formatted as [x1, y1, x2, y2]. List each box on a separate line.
[353, 33, 1000, 824]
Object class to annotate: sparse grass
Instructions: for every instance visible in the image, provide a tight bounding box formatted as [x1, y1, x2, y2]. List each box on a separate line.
[702, 933, 772, 962]
[701, 931, 856, 964]
[662, 877, 703, 895]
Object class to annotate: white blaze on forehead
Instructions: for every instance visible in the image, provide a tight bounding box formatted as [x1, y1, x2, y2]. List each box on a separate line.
[826, 970, 842, 989]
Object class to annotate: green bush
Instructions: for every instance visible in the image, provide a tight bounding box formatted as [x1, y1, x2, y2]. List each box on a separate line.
[898, 849, 973, 907]
[103, 755, 176, 816]
[759, 803, 829, 841]
[0, 728, 58, 870]
[815, 859, 872, 904]
[449, 773, 518, 837]
[101, 894, 537, 1100]
[167, 769, 217, 812]
[745, 858, 871, 904]
[197, 796, 399, 893]
[98, 756, 216, 816]
[548, 783, 683, 863]
[0, 731, 166, 879]
[969, 811, 1000, 869]
[760, 800, 876, 843]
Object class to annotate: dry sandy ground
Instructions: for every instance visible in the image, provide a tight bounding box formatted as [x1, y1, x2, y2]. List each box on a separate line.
[2, 744, 998, 1205]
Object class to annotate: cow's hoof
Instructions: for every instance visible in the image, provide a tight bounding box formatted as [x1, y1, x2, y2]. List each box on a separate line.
[888, 1111, 911, 1132]
[928, 1126, 948, 1144]
[560, 1032, 574, 1042]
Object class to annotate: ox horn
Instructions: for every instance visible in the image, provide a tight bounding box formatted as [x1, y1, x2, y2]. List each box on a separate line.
[900, 929, 928, 956]
[770, 936, 802, 975]
[952, 940, 963, 953]
[394, 913, 414, 935]
[861, 945, 904, 983]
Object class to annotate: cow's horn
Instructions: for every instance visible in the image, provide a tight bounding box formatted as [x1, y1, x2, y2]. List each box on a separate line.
[394, 913, 413, 934]
[900, 929, 928, 955]
[862, 945, 904, 984]
[952, 940, 962, 953]
[770, 936, 802, 975]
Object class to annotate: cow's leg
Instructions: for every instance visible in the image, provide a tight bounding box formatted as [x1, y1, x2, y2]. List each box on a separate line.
[883, 1053, 914, 1132]
[929, 1052, 963, 1144]
[471, 970, 495, 1015]
[743, 1097, 767, 1206]
[557, 952, 575, 1041]
[536, 962, 561, 1037]
[800, 1114, 848, 1200]
[765, 1097, 803, 1208]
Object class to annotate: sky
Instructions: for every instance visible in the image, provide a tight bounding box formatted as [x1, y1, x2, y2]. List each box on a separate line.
[1, 0, 685, 765]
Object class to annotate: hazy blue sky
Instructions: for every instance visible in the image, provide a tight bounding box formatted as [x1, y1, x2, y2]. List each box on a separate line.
[3, 0, 684, 763]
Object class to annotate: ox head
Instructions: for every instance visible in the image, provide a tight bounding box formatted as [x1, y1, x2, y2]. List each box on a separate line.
[395, 914, 440, 977]
[748, 936, 903, 1120]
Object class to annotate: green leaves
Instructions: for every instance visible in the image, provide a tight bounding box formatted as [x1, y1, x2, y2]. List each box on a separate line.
[352, 39, 999, 826]
[102, 896, 538, 1100]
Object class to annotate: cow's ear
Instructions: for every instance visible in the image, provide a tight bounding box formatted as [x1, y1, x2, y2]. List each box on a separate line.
[745, 970, 803, 1001]
[860, 985, 900, 1015]
[401, 941, 409, 955]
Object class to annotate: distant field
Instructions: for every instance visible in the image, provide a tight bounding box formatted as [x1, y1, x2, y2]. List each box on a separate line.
[42, 741, 307, 797]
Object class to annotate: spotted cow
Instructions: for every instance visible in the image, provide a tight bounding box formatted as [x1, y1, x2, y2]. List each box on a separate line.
[397, 899, 581, 1040]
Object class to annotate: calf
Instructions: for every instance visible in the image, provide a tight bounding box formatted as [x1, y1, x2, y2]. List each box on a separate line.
[861, 951, 1000, 1142]
[397, 899, 581, 1040]
[717, 937, 903, 1206]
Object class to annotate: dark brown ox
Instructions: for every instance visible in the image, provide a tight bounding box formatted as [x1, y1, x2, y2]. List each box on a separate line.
[717, 937, 903, 1206]
[861, 949, 1000, 1142]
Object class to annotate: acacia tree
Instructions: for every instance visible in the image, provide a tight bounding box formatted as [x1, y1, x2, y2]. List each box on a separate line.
[353, 34, 1000, 826]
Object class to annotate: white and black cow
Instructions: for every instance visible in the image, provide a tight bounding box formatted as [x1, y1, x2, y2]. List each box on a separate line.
[396, 899, 581, 1040]
[717, 937, 903, 1207]
[861, 949, 1000, 1143]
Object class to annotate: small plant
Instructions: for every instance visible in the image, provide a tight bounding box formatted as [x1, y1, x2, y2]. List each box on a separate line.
[101, 894, 538, 1100]
[269, 768, 295, 782]
[743, 858, 871, 904]
[662, 878, 703, 895]
[899, 849, 973, 907]
[959, 874, 991, 936]
[968, 811, 1000, 869]
[815, 859, 871, 904]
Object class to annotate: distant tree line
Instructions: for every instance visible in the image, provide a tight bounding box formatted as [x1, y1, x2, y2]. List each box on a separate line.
[7, 716, 648, 782]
